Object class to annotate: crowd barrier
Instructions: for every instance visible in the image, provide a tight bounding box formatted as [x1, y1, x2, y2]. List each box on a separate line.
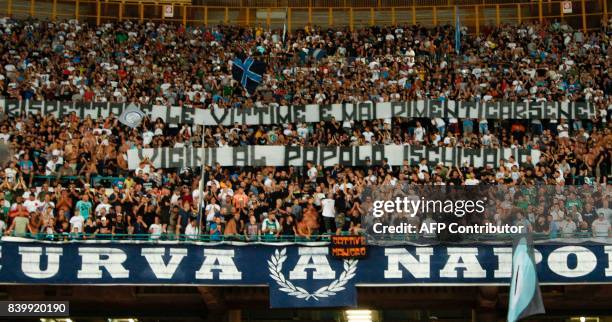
[6, 232, 608, 243]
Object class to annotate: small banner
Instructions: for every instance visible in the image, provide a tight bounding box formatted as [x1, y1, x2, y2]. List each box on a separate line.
[507, 236, 546, 322]
[268, 248, 358, 308]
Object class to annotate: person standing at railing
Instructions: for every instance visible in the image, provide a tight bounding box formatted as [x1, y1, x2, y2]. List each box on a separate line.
[28, 212, 42, 236]
[261, 212, 281, 240]
[149, 216, 162, 240]
[69, 210, 84, 235]
[112, 213, 128, 239]
[43, 217, 56, 240]
[133, 214, 149, 238]
[592, 211, 611, 238]
[82, 217, 97, 239]
[98, 217, 112, 237]
[6, 209, 28, 237]
[224, 211, 244, 240]
[559, 214, 578, 238]
[244, 215, 260, 241]
[280, 215, 297, 241]
[209, 216, 223, 241]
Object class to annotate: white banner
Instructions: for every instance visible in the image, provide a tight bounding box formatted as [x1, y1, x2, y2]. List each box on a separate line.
[0, 99, 596, 126]
[127, 145, 541, 169]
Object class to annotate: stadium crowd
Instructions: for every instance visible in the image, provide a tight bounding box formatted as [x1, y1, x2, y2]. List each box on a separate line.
[0, 18, 610, 241]
[0, 18, 611, 106]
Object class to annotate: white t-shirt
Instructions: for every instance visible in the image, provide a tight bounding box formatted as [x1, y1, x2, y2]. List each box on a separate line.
[321, 199, 335, 218]
[559, 220, 576, 236]
[142, 131, 155, 146]
[297, 127, 309, 138]
[592, 219, 610, 237]
[95, 203, 111, 216]
[23, 199, 41, 213]
[362, 131, 375, 143]
[205, 204, 221, 222]
[433, 118, 445, 128]
[465, 178, 480, 185]
[313, 192, 325, 206]
[307, 167, 318, 183]
[149, 223, 162, 239]
[185, 224, 199, 239]
[70, 215, 85, 232]
[414, 127, 425, 142]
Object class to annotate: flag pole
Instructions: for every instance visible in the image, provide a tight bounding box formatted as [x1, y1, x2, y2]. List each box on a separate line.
[197, 124, 206, 238]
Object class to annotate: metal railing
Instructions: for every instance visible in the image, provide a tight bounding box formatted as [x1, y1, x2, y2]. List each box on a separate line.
[5, 232, 337, 242]
[0, 0, 607, 33]
[4, 232, 609, 243]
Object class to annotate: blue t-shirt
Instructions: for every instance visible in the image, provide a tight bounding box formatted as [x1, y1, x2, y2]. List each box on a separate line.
[75, 201, 92, 220]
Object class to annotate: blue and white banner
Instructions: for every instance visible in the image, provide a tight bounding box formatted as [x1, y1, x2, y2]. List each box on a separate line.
[0, 238, 611, 308]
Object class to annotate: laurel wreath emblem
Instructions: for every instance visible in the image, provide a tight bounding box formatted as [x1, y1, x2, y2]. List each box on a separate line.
[268, 248, 358, 301]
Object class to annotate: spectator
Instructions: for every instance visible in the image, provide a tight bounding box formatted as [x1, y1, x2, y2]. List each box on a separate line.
[592, 211, 611, 237]
[69, 211, 85, 234]
[321, 193, 336, 233]
[149, 216, 163, 240]
[559, 215, 578, 237]
[6, 210, 28, 236]
[209, 216, 223, 241]
[261, 212, 281, 239]
[185, 218, 199, 240]
[244, 215, 260, 241]
[83, 217, 98, 239]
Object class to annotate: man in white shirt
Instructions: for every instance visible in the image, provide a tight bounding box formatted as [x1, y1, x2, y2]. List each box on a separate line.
[592, 212, 611, 237]
[95, 197, 112, 217]
[70, 212, 85, 233]
[23, 192, 41, 213]
[559, 215, 577, 237]
[414, 121, 425, 143]
[297, 123, 309, 139]
[321, 193, 336, 233]
[307, 162, 318, 185]
[362, 127, 375, 143]
[149, 216, 163, 239]
[465, 174, 480, 185]
[557, 119, 569, 139]
[185, 219, 200, 239]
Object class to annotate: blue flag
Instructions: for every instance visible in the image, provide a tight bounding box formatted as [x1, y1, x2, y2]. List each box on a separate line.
[507, 236, 545, 322]
[312, 48, 327, 60]
[232, 53, 266, 95]
[455, 7, 461, 54]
